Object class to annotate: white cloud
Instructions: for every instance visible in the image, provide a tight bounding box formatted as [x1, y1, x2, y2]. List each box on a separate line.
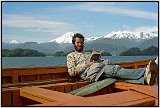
[2, 34, 22, 43]
[71, 3, 157, 21]
[132, 26, 158, 34]
[3, 14, 80, 35]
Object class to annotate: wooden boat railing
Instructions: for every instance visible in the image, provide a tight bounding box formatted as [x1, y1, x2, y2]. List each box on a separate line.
[2, 58, 158, 106]
[113, 57, 156, 69]
[2, 66, 70, 85]
[2, 58, 156, 85]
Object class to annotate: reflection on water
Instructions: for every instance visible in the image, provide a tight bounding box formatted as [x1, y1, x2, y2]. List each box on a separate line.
[102, 56, 157, 63]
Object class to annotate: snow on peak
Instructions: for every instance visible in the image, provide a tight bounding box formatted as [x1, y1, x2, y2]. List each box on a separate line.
[49, 32, 74, 43]
[9, 40, 19, 44]
[85, 36, 101, 42]
[49, 30, 157, 44]
[104, 30, 156, 40]
[49, 32, 102, 44]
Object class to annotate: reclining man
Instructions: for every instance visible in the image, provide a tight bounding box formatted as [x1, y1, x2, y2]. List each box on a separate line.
[67, 33, 158, 86]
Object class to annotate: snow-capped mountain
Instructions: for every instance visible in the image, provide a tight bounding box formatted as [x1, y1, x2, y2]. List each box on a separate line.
[3, 30, 158, 55]
[49, 32, 102, 44]
[9, 40, 19, 44]
[104, 30, 156, 40]
[85, 37, 101, 42]
[49, 30, 157, 44]
[49, 32, 74, 43]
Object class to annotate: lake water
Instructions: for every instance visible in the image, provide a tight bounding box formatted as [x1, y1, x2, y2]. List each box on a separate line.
[2, 56, 157, 68]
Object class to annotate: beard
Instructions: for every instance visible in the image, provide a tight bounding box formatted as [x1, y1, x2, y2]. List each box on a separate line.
[74, 45, 83, 52]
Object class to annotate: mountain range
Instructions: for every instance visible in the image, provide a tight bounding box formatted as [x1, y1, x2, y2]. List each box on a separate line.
[2, 30, 158, 55]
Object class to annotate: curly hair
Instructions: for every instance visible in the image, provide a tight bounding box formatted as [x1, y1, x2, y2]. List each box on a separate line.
[72, 33, 84, 44]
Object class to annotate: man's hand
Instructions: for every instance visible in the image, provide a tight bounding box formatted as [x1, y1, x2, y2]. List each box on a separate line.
[86, 61, 97, 68]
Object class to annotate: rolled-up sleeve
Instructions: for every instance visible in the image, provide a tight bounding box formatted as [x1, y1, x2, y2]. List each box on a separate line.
[67, 53, 87, 76]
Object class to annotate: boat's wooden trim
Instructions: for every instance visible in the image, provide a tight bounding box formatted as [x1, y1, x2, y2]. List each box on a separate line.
[85, 90, 155, 106]
[20, 86, 84, 104]
[113, 96, 155, 106]
[154, 99, 158, 106]
[31, 97, 156, 106]
[129, 85, 158, 99]
[2, 79, 70, 88]
[2, 66, 68, 70]
[2, 88, 40, 106]
[113, 58, 156, 69]
[113, 82, 147, 90]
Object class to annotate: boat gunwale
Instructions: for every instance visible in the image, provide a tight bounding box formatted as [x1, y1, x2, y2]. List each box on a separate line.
[2, 66, 68, 70]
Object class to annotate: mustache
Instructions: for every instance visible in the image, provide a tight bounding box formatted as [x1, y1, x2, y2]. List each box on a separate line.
[74, 45, 83, 52]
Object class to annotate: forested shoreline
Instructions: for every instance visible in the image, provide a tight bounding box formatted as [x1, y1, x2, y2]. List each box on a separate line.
[2, 46, 158, 57]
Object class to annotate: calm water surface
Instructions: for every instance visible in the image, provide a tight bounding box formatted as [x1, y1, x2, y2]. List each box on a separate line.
[2, 56, 157, 68]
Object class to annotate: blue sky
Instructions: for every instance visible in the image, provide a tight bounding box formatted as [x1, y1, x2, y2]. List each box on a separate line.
[2, 2, 158, 43]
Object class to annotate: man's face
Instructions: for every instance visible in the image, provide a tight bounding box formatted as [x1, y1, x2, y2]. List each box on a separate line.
[74, 37, 84, 52]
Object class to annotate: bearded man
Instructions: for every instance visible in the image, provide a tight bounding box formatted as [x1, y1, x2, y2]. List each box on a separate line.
[67, 33, 158, 85]
[67, 33, 94, 76]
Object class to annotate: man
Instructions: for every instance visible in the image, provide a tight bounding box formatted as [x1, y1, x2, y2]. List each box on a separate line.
[67, 33, 158, 86]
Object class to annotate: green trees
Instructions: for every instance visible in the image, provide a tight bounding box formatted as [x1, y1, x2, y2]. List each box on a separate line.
[2, 49, 11, 57]
[101, 52, 112, 56]
[141, 46, 158, 55]
[2, 46, 157, 57]
[2, 48, 46, 57]
[53, 51, 66, 56]
[119, 46, 158, 56]
[119, 47, 141, 56]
